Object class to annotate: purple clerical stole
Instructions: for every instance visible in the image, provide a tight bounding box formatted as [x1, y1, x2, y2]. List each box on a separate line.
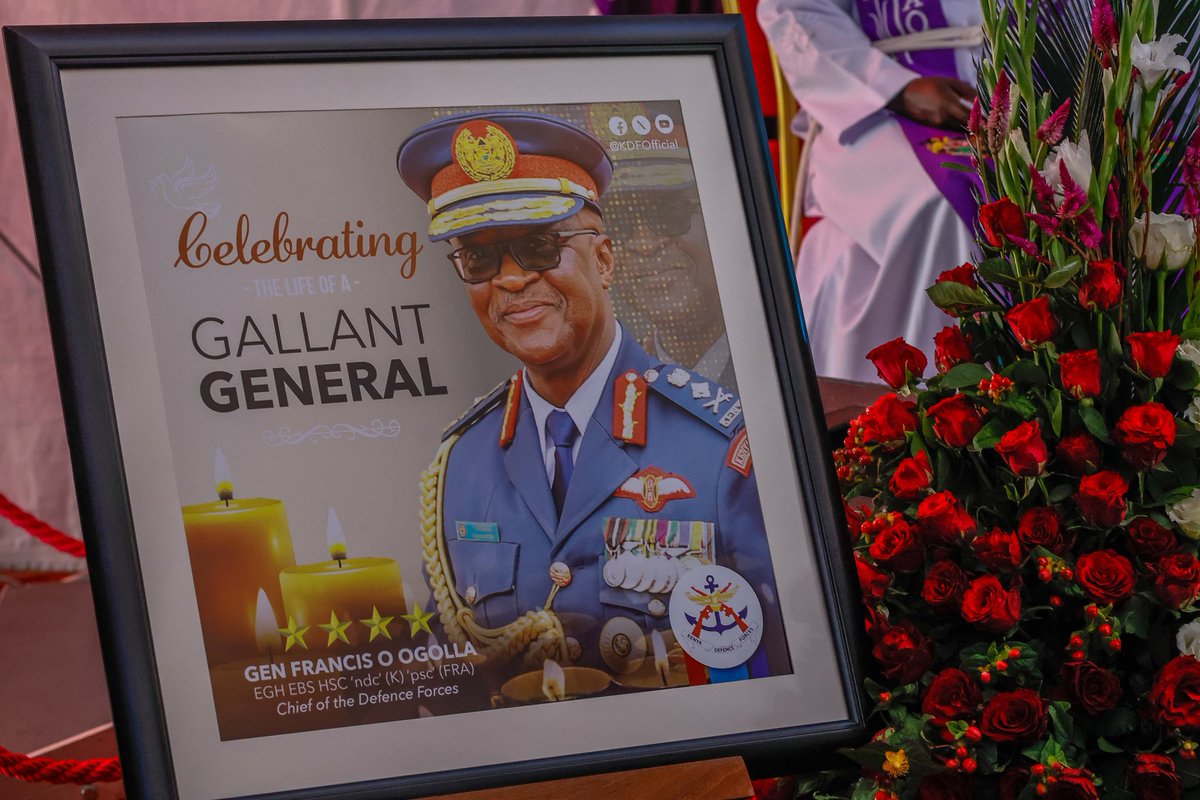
[854, 0, 983, 230]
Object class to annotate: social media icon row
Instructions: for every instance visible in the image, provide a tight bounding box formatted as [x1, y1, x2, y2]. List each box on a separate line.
[608, 113, 674, 137]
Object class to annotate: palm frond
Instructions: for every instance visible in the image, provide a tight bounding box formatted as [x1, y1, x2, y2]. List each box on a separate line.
[1152, 0, 1200, 213]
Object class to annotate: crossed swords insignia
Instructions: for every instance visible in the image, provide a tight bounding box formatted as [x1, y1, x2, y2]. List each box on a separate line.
[684, 574, 750, 637]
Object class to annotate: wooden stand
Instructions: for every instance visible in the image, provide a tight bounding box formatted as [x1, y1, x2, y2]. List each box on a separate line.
[419, 756, 754, 800]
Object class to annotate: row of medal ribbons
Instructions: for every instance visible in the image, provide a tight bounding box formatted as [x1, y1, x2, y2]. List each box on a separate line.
[601, 517, 715, 594]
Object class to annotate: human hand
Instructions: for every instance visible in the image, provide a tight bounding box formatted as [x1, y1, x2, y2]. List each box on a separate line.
[886, 76, 978, 131]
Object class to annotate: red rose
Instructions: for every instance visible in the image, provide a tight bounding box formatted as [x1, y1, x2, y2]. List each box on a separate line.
[871, 618, 934, 684]
[996, 420, 1049, 477]
[973, 527, 1023, 571]
[1058, 660, 1123, 715]
[1126, 517, 1178, 561]
[922, 559, 970, 613]
[1153, 553, 1200, 609]
[1075, 549, 1136, 604]
[928, 394, 985, 448]
[938, 262, 979, 289]
[890, 450, 932, 500]
[922, 667, 982, 721]
[869, 518, 925, 572]
[980, 688, 1046, 741]
[934, 326, 974, 372]
[1006, 296, 1059, 349]
[1078, 258, 1123, 310]
[1045, 768, 1099, 800]
[855, 555, 891, 604]
[1056, 431, 1102, 475]
[1075, 471, 1129, 527]
[1128, 331, 1181, 378]
[918, 491, 978, 546]
[867, 337, 928, 390]
[935, 264, 981, 318]
[1148, 655, 1200, 729]
[980, 197, 1025, 248]
[918, 771, 973, 800]
[861, 394, 918, 445]
[1017, 506, 1069, 555]
[1130, 754, 1182, 800]
[1058, 349, 1102, 399]
[1114, 402, 1176, 469]
[961, 574, 1021, 633]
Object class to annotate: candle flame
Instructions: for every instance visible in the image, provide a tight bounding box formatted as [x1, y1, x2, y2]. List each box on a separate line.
[650, 629, 669, 686]
[214, 447, 234, 501]
[254, 588, 279, 654]
[542, 658, 566, 702]
[326, 507, 347, 561]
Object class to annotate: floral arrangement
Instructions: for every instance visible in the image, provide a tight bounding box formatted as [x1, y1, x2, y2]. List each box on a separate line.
[822, 0, 1200, 798]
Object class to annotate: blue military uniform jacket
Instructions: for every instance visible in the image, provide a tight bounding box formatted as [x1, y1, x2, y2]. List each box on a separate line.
[430, 331, 789, 676]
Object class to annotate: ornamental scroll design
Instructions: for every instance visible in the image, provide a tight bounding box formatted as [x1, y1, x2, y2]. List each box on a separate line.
[262, 419, 402, 446]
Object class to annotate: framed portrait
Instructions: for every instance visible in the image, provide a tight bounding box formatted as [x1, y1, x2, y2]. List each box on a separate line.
[7, 16, 866, 799]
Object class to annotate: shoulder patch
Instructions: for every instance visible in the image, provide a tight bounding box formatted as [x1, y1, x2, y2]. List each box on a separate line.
[645, 363, 742, 438]
[441, 374, 514, 441]
[725, 428, 753, 476]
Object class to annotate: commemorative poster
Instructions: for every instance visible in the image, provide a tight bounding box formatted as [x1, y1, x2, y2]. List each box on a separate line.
[113, 99, 796, 742]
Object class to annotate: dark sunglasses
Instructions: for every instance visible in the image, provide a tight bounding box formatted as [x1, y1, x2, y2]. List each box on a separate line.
[447, 229, 601, 284]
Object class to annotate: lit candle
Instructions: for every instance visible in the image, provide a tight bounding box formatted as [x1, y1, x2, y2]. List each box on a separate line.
[278, 507, 406, 647]
[542, 659, 566, 702]
[182, 449, 296, 668]
[255, 588, 280, 659]
[650, 629, 669, 686]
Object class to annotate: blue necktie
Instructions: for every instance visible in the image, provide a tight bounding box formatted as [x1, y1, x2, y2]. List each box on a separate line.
[546, 410, 579, 516]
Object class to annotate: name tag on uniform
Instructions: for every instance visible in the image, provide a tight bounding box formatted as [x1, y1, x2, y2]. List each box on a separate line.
[456, 521, 500, 542]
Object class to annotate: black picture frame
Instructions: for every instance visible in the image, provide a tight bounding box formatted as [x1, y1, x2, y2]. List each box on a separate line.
[6, 16, 866, 800]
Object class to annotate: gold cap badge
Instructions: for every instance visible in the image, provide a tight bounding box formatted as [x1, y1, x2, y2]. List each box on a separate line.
[453, 120, 517, 183]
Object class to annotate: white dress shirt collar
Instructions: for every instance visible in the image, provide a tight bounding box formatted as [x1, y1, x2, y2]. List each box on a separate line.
[524, 322, 624, 481]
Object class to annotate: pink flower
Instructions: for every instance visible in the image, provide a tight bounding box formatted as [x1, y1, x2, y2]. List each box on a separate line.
[1037, 99, 1071, 145]
[1092, 0, 1116, 62]
[987, 71, 1012, 154]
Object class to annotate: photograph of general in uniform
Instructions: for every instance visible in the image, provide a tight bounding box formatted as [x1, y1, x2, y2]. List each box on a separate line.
[398, 110, 791, 696]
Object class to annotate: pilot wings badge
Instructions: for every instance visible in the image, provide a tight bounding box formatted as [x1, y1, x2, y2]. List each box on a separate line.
[613, 467, 695, 512]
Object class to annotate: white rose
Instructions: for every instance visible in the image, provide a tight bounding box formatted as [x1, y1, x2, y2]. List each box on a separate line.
[1132, 33, 1190, 88]
[1129, 212, 1195, 270]
[1185, 396, 1200, 425]
[1178, 619, 1200, 658]
[1179, 340, 1200, 370]
[1168, 488, 1200, 540]
[1041, 130, 1092, 198]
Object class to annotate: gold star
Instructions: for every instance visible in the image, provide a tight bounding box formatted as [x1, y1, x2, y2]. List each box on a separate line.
[359, 606, 395, 642]
[277, 616, 310, 652]
[318, 610, 352, 646]
[401, 602, 434, 637]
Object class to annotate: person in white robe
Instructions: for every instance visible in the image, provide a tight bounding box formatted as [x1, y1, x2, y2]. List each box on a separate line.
[758, 0, 984, 383]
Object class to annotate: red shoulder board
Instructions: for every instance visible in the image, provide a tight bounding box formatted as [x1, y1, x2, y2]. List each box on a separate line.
[499, 371, 523, 448]
[725, 428, 752, 477]
[612, 369, 648, 446]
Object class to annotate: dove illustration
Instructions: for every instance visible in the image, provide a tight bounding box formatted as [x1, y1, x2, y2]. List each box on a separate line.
[150, 156, 220, 216]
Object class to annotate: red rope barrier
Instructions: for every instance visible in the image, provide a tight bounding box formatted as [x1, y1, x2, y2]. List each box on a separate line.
[0, 492, 85, 558]
[0, 493, 113, 785]
[0, 745, 121, 784]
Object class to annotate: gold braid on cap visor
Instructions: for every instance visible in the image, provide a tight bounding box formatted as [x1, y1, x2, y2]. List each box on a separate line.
[429, 195, 581, 238]
[429, 177, 597, 214]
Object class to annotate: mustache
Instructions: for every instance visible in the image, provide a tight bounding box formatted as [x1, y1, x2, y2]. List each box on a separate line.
[490, 288, 564, 319]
